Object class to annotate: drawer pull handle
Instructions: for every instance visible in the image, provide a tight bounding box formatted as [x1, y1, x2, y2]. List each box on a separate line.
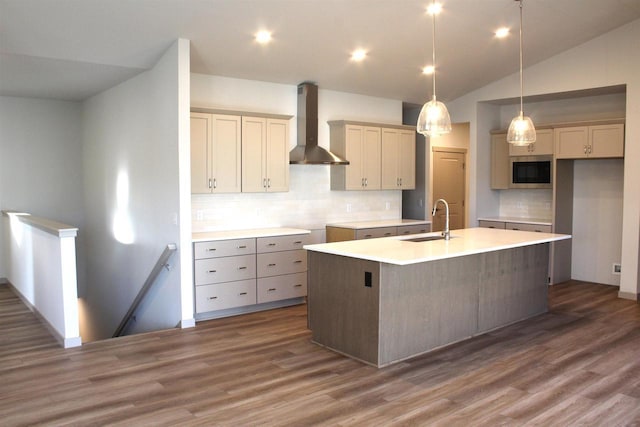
[268, 243, 277, 247]
[294, 284, 302, 288]
[294, 260, 303, 264]
[208, 296, 218, 300]
[384, 233, 392, 236]
[512, 228, 520, 231]
[268, 263, 277, 267]
[239, 292, 247, 296]
[535, 230, 542, 232]
[238, 266, 247, 270]
[237, 245, 247, 249]
[206, 248, 216, 252]
[293, 241, 302, 244]
[268, 288, 277, 292]
[208, 270, 217, 273]
[364, 234, 372, 238]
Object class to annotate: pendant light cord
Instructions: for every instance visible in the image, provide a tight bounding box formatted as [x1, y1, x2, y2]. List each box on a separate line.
[432, 0, 437, 100]
[519, 0, 524, 115]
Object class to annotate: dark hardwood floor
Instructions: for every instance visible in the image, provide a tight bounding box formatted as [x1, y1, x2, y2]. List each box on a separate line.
[2, 281, 640, 426]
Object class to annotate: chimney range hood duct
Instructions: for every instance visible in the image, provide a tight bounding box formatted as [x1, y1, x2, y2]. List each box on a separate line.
[289, 82, 349, 165]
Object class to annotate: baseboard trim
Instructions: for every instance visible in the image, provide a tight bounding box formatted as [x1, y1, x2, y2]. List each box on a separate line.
[618, 291, 639, 301]
[6, 281, 82, 348]
[179, 318, 196, 329]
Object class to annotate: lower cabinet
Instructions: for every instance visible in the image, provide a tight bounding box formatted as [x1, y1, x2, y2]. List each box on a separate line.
[479, 220, 551, 233]
[193, 231, 311, 319]
[326, 222, 432, 243]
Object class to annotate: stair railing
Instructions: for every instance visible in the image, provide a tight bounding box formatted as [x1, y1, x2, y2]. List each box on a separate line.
[113, 243, 177, 337]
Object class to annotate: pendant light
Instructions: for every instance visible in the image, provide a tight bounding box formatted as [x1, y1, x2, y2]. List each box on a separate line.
[416, 0, 451, 137]
[507, 0, 536, 145]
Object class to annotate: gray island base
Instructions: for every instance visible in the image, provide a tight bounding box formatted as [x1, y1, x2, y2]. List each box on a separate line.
[306, 230, 563, 368]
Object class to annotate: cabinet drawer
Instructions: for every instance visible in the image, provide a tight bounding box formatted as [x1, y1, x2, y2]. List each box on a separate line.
[257, 250, 307, 277]
[195, 280, 256, 313]
[256, 234, 311, 253]
[506, 222, 552, 233]
[355, 227, 397, 239]
[478, 220, 506, 229]
[194, 238, 255, 259]
[194, 254, 256, 285]
[397, 224, 431, 236]
[257, 272, 307, 304]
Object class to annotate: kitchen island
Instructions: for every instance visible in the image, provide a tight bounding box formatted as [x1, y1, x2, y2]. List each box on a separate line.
[304, 227, 570, 367]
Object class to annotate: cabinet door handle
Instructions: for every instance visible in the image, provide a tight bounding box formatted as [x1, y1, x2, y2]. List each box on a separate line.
[268, 263, 277, 267]
[267, 178, 271, 188]
[294, 284, 302, 288]
[267, 243, 277, 247]
[208, 296, 218, 300]
[213, 178, 217, 189]
[239, 292, 247, 296]
[365, 178, 368, 186]
[293, 241, 302, 245]
[263, 178, 267, 188]
[584, 145, 588, 154]
[237, 245, 246, 249]
[206, 248, 216, 252]
[588, 145, 592, 154]
[364, 234, 372, 238]
[208, 270, 217, 273]
[512, 228, 520, 231]
[208, 179, 213, 189]
[399, 178, 402, 186]
[294, 260, 303, 264]
[268, 288, 277, 292]
[238, 266, 247, 270]
[361, 178, 365, 187]
[384, 233, 392, 236]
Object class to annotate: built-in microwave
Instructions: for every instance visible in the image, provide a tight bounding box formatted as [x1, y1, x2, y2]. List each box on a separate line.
[510, 156, 552, 189]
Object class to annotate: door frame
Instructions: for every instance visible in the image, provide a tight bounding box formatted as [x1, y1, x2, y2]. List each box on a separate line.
[430, 146, 468, 229]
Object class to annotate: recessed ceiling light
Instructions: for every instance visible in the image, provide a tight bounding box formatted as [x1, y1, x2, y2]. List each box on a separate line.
[427, 2, 443, 15]
[495, 27, 510, 38]
[255, 30, 272, 44]
[422, 65, 435, 75]
[351, 49, 367, 62]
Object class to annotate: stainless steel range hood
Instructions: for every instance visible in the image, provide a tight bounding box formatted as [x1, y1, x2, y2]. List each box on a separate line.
[289, 82, 349, 165]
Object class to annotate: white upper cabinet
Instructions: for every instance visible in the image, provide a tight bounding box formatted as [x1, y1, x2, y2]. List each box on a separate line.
[241, 117, 290, 193]
[330, 122, 381, 190]
[509, 128, 554, 156]
[381, 128, 416, 190]
[555, 123, 624, 159]
[190, 113, 241, 194]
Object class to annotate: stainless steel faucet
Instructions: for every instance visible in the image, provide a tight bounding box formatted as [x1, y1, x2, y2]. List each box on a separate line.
[432, 199, 450, 240]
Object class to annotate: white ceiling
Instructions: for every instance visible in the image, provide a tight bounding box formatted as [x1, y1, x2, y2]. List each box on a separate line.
[2, 0, 640, 104]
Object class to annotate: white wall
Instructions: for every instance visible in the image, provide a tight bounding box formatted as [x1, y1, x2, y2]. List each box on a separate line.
[0, 97, 85, 289]
[80, 40, 186, 341]
[572, 159, 624, 286]
[448, 18, 640, 297]
[190, 74, 404, 234]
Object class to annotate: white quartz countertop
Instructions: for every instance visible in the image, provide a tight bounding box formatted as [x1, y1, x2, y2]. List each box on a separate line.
[326, 219, 432, 229]
[193, 227, 310, 242]
[304, 227, 570, 266]
[478, 217, 552, 226]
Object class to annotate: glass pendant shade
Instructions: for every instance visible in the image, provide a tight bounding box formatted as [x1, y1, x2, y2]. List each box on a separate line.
[507, 111, 536, 145]
[417, 96, 452, 137]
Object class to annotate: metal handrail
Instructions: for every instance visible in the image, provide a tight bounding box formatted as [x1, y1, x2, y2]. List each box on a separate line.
[113, 243, 177, 338]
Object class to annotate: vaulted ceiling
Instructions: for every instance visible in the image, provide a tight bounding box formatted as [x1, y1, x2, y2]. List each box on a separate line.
[2, 0, 639, 103]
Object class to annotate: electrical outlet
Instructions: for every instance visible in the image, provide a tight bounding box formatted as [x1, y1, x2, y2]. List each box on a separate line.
[613, 263, 622, 275]
[346, 203, 352, 213]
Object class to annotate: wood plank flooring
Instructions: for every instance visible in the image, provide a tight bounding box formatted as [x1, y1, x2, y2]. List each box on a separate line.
[2, 281, 640, 426]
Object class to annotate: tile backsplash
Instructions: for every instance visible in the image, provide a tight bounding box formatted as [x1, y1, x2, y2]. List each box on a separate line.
[192, 165, 402, 233]
[499, 189, 553, 220]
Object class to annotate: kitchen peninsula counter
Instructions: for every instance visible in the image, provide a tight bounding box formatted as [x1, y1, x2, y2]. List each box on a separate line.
[305, 227, 570, 367]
